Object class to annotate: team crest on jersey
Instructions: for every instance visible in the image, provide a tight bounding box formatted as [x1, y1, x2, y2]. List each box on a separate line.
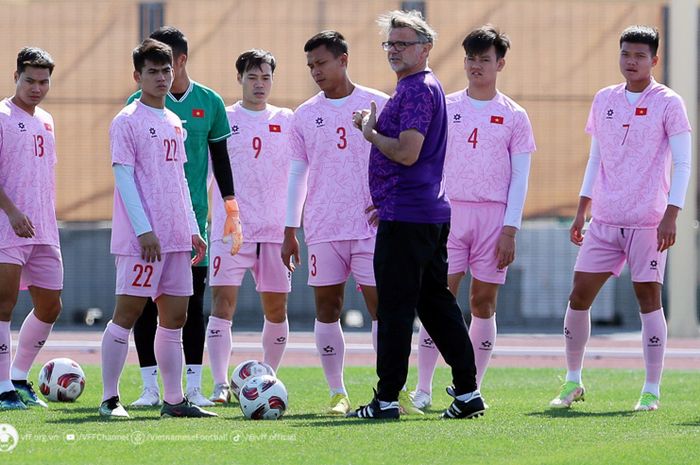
[606, 109, 614, 119]
[231, 125, 240, 135]
[44, 123, 53, 132]
[452, 113, 462, 123]
[149, 127, 157, 138]
[315, 117, 325, 128]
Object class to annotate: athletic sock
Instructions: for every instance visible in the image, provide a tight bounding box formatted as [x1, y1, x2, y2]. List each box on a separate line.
[262, 317, 288, 372]
[564, 304, 590, 384]
[314, 319, 346, 394]
[469, 314, 497, 389]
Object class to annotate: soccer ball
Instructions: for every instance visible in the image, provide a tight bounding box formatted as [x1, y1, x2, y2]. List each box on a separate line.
[37, 358, 86, 402]
[238, 375, 288, 420]
[230, 360, 275, 399]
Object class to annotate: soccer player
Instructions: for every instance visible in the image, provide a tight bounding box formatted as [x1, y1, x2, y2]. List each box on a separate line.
[99, 38, 216, 419]
[348, 10, 484, 420]
[206, 49, 293, 403]
[127, 27, 240, 408]
[282, 31, 407, 415]
[549, 25, 691, 412]
[0, 47, 61, 410]
[411, 25, 536, 409]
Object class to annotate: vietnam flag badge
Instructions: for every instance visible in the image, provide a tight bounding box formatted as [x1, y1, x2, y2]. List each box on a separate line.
[490, 115, 504, 124]
[269, 124, 281, 133]
[635, 107, 647, 116]
[192, 108, 205, 118]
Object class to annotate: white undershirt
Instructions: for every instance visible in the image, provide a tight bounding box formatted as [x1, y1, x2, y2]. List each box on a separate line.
[285, 159, 310, 227]
[504, 153, 532, 229]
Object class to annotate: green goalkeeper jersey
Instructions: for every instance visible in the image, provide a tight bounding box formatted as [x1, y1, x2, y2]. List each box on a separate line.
[128, 80, 231, 266]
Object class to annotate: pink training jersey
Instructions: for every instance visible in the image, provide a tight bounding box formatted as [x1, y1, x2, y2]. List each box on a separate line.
[444, 90, 536, 204]
[211, 102, 293, 243]
[586, 79, 691, 228]
[289, 85, 389, 245]
[0, 98, 59, 249]
[110, 100, 194, 255]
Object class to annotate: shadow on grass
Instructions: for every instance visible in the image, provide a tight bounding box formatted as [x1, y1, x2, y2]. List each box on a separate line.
[676, 419, 700, 427]
[45, 415, 163, 424]
[526, 409, 636, 418]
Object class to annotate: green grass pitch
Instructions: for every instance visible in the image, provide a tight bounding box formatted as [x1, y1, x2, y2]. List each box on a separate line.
[2, 366, 700, 465]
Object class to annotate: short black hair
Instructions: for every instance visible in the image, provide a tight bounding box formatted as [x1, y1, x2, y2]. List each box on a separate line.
[132, 38, 173, 72]
[620, 25, 659, 56]
[16, 47, 55, 75]
[462, 25, 510, 60]
[236, 49, 277, 75]
[304, 30, 348, 57]
[150, 26, 188, 57]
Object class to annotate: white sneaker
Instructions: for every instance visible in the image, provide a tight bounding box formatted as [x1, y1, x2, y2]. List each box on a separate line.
[410, 389, 432, 409]
[209, 383, 231, 404]
[129, 387, 161, 407]
[187, 387, 215, 407]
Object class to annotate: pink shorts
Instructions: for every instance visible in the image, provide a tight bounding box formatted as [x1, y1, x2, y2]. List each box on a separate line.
[307, 237, 376, 287]
[574, 221, 666, 283]
[209, 240, 291, 293]
[115, 252, 193, 299]
[0, 244, 63, 290]
[447, 201, 507, 285]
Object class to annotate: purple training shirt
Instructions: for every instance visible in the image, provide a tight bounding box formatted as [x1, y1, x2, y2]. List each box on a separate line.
[368, 69, 451, 223]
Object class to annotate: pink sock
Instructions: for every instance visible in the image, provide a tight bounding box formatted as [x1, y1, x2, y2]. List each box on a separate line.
[155, 325, 184, 405]
[0, 321, 11, 390]
[371, 320, 378, 353]
[416, 325, 439, 394]
[469, 314, 497, 389]
[101, 321, 131, 401]
[314, 319, 346, 393]
[564, 304, 590, 383]
[206, 316, 232, 385]
[11, 310, 53, 380]
[641, 308, 666, 386]
[262, 318, 288, 372]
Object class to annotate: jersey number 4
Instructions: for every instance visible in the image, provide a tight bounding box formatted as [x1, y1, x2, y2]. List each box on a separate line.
[467, 128, 478, 149]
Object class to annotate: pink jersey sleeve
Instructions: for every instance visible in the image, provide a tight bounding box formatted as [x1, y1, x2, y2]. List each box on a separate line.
[664, 95, 692, 137]
[289, 112, 308, 162]
[110, 116, 137, 166]
[509, 110, 536, 155]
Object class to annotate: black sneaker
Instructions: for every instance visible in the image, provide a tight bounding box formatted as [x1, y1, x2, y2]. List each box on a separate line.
[0, 389, 28, 410]
[442, 387, 485, 419]
[99, 396, 129, 419]
[346, 390, 400, 419]
[160, 397, 218, 418]
[13, 379, 48, 408]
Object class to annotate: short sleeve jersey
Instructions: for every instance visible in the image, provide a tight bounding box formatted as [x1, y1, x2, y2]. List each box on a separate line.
[369, 70, 451, 223]
[289, 85, 389, 245]
[110, 100, 194, 255]
[210, 102, 293, 244]
[585, 79, 691, 228]
[128, 81, 231, 248]
[0, 98, 59, 249]
[444, 90, 536, 204]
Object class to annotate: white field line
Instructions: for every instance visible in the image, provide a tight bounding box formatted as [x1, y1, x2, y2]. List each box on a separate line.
[16, 339, 700, 358]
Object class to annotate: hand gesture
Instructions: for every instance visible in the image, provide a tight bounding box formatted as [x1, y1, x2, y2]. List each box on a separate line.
[137, 231, 161, 263]
[223, 198, 243, 255]
[191, 234, 207, 265]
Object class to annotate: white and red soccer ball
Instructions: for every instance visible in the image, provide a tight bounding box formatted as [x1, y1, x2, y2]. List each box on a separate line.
[38, 358, 86, 402]
[230, 360, 275, 399]
[238, 374, 288, 420]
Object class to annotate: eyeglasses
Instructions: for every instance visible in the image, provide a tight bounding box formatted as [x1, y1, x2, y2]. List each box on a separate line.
[381, 40, 427, 52]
